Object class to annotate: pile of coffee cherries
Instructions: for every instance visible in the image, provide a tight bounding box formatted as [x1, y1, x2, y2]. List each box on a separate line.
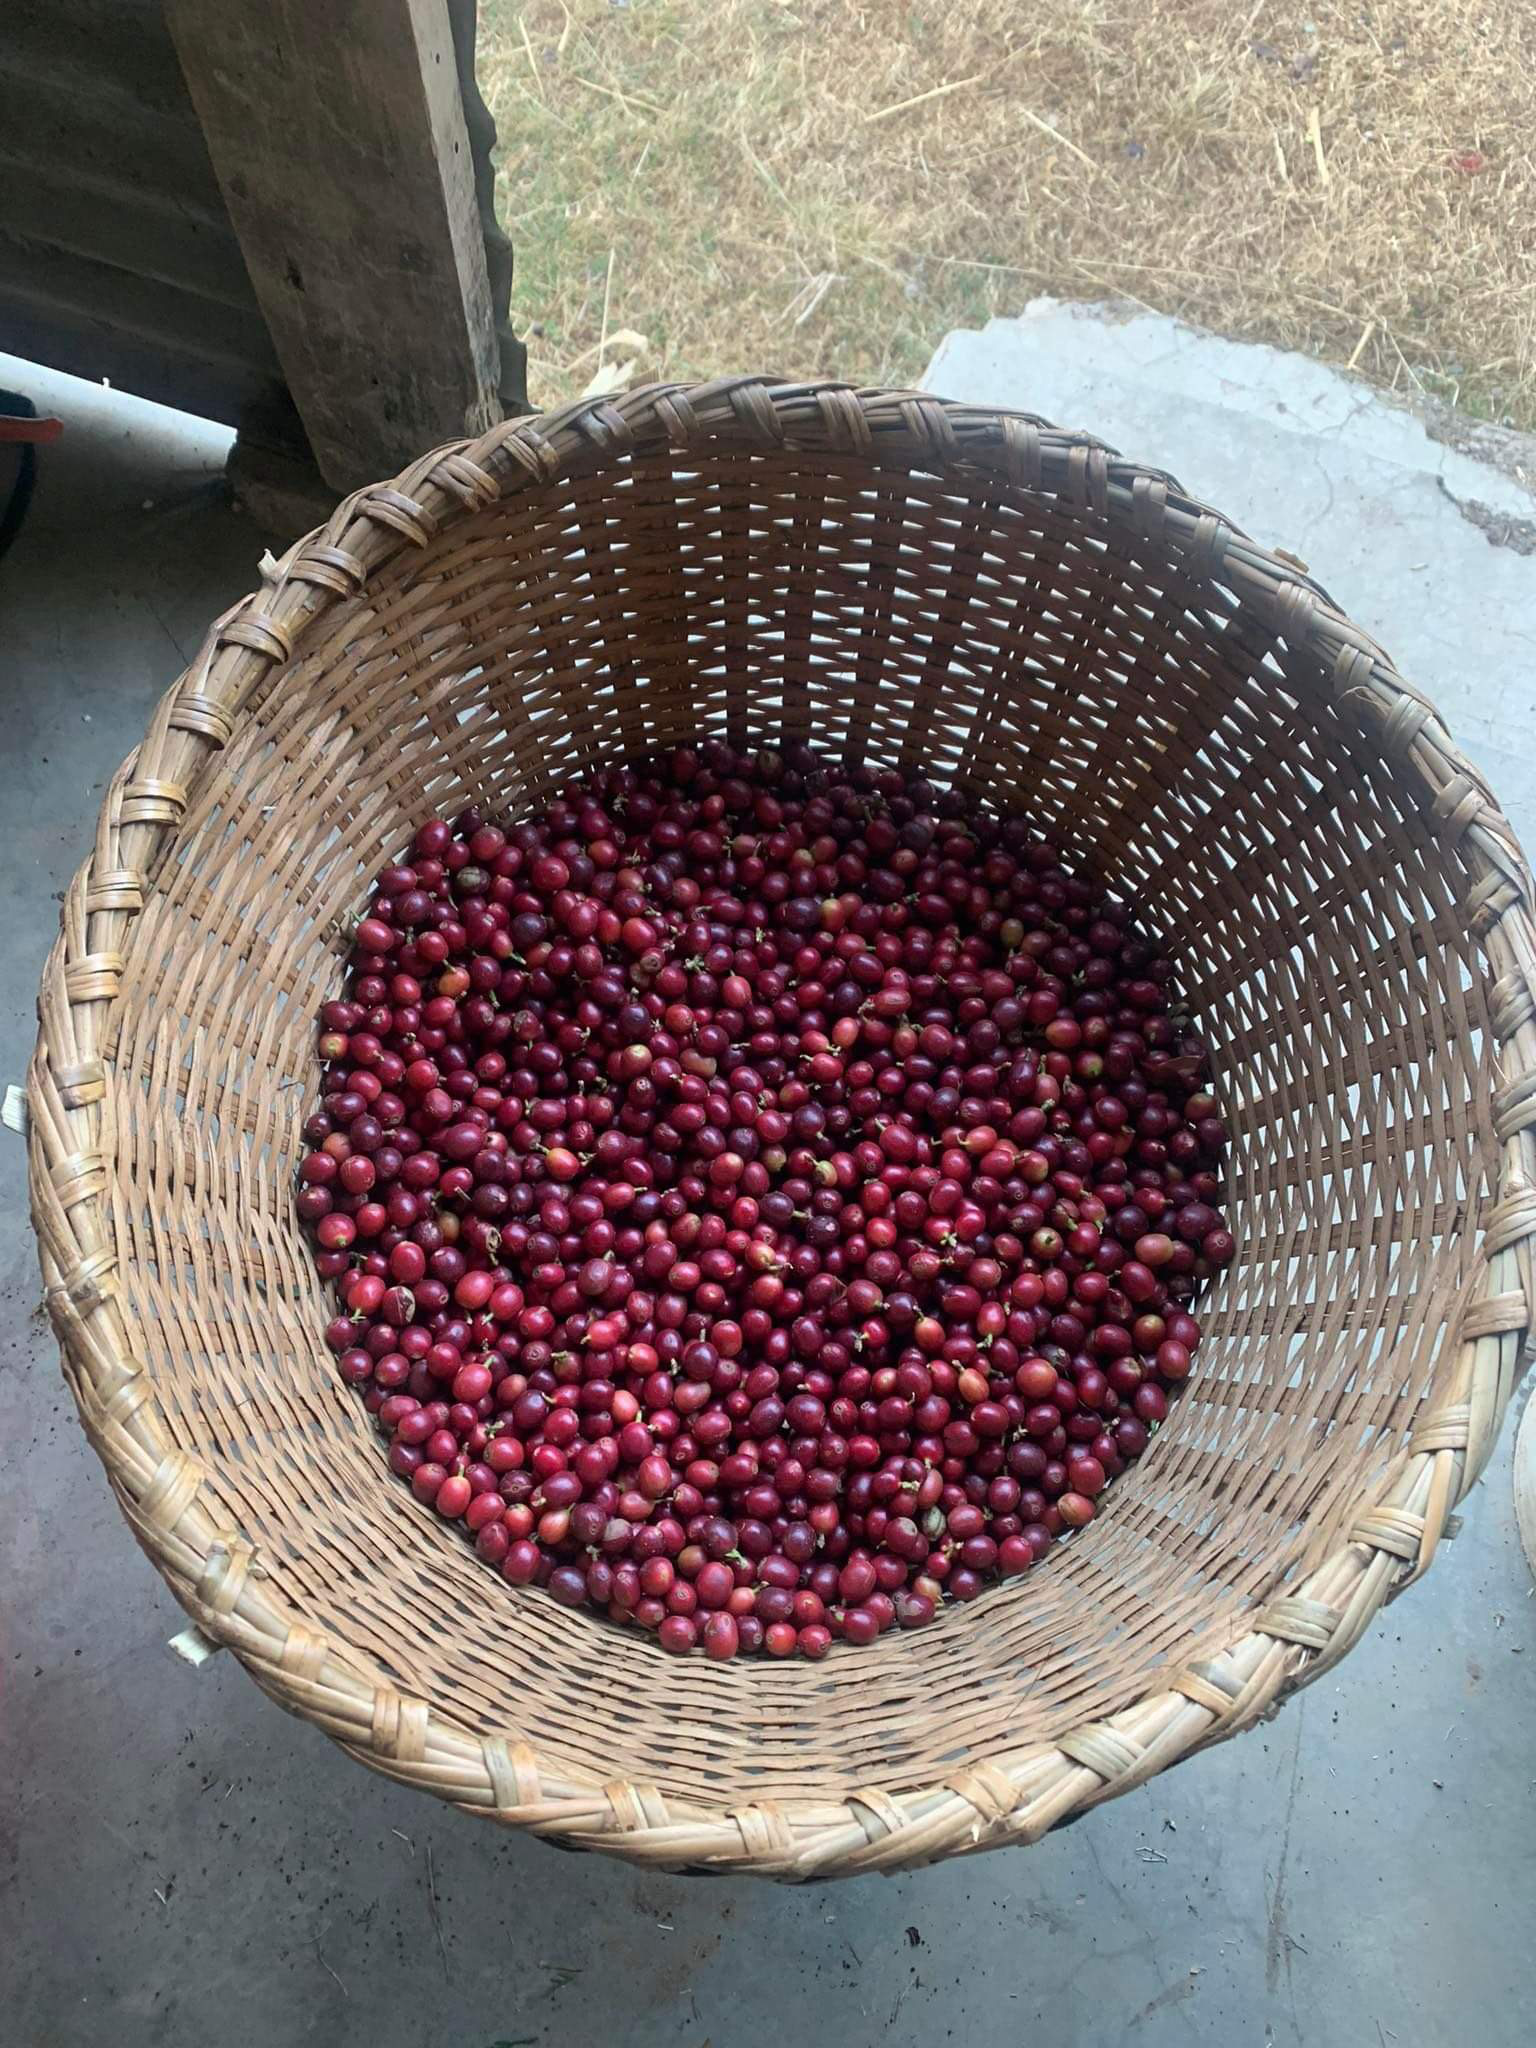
[297, 740, 1230, 1659]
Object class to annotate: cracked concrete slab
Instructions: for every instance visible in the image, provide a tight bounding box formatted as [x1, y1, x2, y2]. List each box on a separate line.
[926, 301, 1536, 853]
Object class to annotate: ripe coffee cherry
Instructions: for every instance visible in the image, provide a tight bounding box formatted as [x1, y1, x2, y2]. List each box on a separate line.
[299, 742, 1228, 1655]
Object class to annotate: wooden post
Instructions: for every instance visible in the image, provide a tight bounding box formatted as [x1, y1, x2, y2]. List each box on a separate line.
[166, 0, 504, 491]
[448, 0, 528, 417]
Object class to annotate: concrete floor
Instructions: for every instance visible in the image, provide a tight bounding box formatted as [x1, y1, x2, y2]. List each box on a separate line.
[2, 340, 1533, 2048]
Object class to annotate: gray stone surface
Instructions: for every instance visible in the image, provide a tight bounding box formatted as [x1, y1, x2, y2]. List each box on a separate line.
[1, 343, 1533, 2048]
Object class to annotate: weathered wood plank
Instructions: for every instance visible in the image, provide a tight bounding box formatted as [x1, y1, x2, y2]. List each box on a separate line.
[165, 0, 503, 489]
[447, 0, 528, 415]
[0, 237, 284, 424]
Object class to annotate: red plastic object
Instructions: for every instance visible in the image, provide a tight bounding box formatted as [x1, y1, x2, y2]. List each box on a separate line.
[0, 414, 63, 445]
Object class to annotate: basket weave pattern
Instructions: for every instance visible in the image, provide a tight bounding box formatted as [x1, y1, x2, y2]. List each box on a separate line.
[29, 380, 1536, 1878]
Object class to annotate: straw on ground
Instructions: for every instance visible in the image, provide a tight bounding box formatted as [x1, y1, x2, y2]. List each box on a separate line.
[484, 0, 1535, 428]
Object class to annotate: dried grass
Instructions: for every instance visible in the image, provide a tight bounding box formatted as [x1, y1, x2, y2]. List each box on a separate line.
[483, 0, 1536, 425]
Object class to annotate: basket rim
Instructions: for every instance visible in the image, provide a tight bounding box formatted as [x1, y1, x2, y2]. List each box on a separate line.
[27, 377, 1536, 1878]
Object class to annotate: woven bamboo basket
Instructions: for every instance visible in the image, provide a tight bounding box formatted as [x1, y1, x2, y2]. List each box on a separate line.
[30, 379, 1536, 1880]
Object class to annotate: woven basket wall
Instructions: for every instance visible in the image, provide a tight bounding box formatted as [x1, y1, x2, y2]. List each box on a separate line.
[29, 380, 1536, 1880]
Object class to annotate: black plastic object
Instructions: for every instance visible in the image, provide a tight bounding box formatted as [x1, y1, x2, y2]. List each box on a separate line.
[0, 389, 41, 563]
